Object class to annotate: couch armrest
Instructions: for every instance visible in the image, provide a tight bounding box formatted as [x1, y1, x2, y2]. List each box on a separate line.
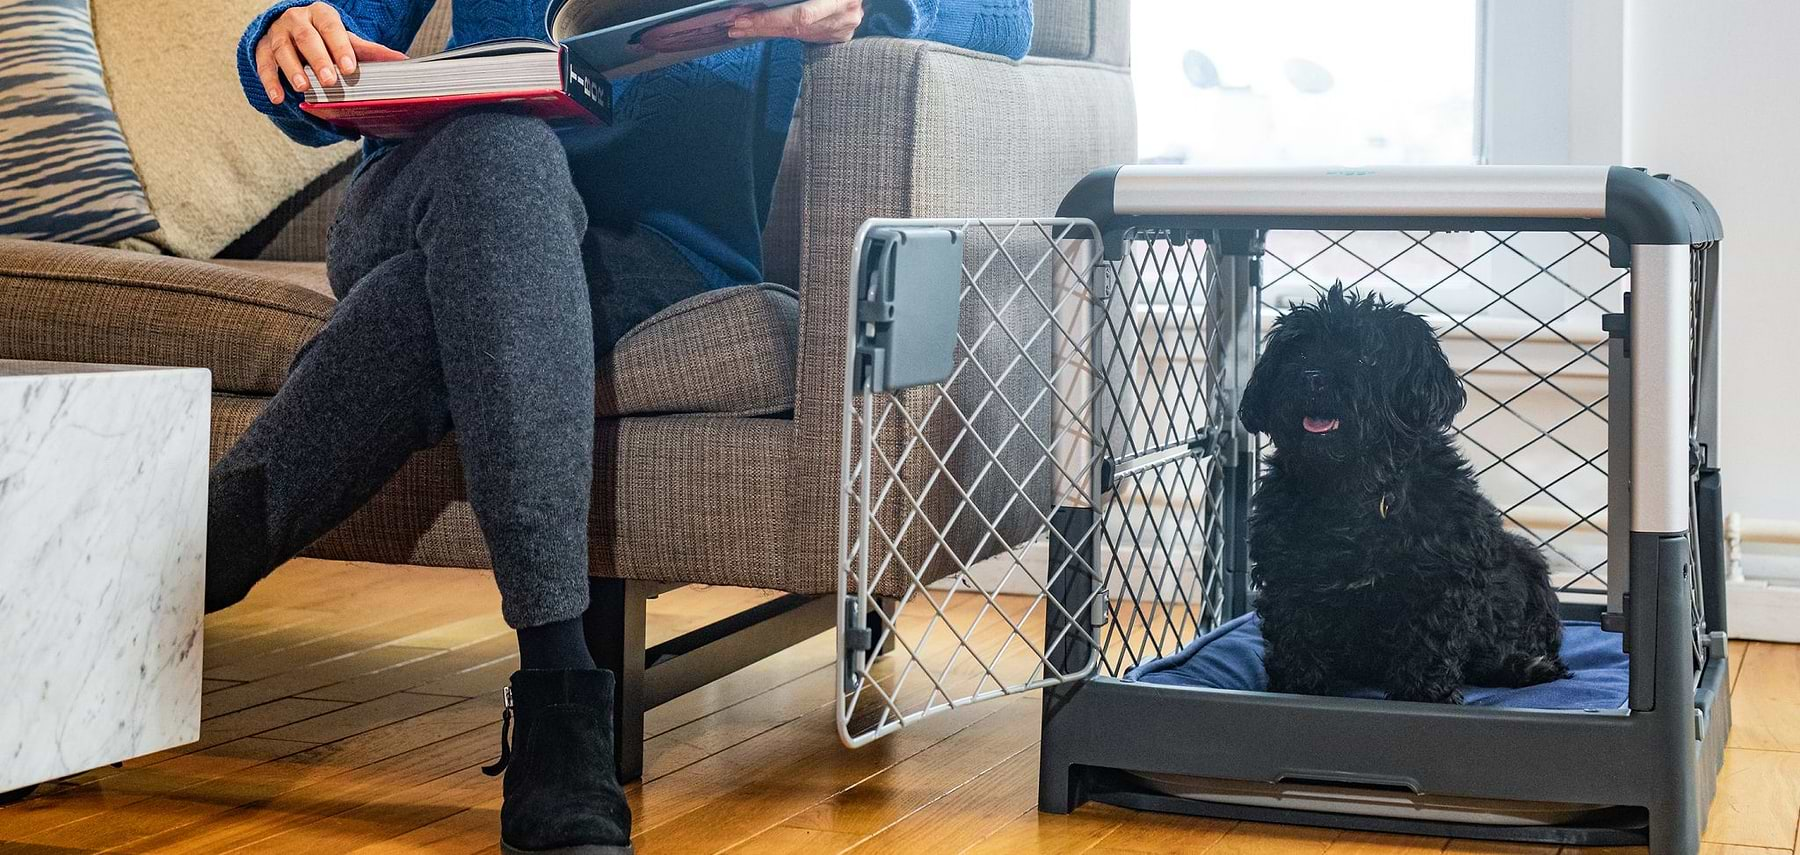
[770, 38, 1134, 581]
[783, 39, 1135, 435]
[0, 238, 332, 394]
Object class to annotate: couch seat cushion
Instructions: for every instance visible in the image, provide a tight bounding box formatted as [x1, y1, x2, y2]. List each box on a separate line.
[601, 282, 800, 417]
[0, 239, 332, 395]
[0, 240, 799, 415]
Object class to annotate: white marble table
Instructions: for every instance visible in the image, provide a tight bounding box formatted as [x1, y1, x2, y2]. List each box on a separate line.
[0, 360, 209, 794]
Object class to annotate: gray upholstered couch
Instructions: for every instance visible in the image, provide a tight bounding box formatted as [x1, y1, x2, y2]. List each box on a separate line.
[0, 0, 1134, 777]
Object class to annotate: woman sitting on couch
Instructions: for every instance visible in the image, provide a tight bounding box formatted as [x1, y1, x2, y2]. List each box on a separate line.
[212, 0, 1032, 852]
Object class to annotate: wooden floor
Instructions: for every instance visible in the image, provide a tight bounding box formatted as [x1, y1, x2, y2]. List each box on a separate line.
[2, 560, 1797, 855]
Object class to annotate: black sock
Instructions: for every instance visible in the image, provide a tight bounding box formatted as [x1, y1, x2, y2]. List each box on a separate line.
[516, 615, 597, 671]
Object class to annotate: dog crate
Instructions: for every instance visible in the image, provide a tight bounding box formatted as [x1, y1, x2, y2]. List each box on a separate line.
[832, 165, 1726, 852]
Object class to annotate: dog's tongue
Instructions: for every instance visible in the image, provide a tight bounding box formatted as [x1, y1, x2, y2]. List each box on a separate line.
[1303, 417, 1340, 434]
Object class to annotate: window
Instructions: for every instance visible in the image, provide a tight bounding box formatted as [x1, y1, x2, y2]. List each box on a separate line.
[1127, 1, 1614, 324]
[1131, 0, 1480, 167]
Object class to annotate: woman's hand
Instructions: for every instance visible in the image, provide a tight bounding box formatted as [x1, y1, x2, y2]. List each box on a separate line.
[254, 2, 409, 105]
[727, 0, 864, 44]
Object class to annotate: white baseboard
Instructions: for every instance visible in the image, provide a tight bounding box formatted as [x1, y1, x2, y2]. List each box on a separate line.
[1727, 579, 1800, 643]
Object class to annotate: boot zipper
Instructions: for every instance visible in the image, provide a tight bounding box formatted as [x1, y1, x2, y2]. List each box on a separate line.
[481, 685, 514, 776]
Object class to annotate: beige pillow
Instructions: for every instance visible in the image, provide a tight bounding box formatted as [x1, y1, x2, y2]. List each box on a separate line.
[91, 0, 357, 259]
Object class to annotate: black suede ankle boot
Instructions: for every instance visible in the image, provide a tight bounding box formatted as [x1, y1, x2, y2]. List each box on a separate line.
[484, 669, 633, 855]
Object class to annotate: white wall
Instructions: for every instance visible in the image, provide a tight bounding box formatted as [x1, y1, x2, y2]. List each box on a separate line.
[1623, 1, 1800, 545]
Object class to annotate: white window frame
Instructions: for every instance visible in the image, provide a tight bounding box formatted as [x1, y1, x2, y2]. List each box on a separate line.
[1478, 0, 1625, 166]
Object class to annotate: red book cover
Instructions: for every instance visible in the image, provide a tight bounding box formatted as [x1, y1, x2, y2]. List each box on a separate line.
[302, 89, 602, 139]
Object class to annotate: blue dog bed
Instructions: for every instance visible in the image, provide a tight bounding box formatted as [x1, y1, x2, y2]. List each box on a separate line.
[1125, 613, 1629, 710]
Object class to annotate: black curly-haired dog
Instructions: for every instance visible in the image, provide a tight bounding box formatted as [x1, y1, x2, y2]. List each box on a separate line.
[1241, 285, 1569, 704]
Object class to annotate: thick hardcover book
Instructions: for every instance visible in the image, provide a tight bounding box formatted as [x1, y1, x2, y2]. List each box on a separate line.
[299, 0, 802, 139]
[302, 42, 610, 139]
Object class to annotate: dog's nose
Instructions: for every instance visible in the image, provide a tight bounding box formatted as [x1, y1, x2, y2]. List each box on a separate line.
[1304, 370, 1325, 392]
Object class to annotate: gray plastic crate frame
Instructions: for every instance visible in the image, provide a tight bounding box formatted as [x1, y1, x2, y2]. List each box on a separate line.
[835, 166, 1726, 853]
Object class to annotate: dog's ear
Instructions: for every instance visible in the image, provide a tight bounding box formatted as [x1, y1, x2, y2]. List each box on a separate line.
[1385, 310, 1465, 432]
[1240, 318, 1299, 434]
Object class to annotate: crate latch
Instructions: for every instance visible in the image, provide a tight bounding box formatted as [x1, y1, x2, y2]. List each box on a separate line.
[1089, 589, 1111, 628]
[856, 226, 964, 394]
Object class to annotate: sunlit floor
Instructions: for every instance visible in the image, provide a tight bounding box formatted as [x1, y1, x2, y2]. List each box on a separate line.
[1, 558, 1795, 854]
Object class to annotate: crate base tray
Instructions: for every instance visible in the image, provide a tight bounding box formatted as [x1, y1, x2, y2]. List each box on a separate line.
[1088, 769, 1648, 847]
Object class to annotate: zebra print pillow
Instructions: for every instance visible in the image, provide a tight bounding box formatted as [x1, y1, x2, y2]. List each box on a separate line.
[0, 0, 158, 245]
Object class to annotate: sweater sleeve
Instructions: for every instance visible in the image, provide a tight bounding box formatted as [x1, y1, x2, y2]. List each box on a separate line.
[856, 0, 1034, 60]
[236, 0, 435, 146]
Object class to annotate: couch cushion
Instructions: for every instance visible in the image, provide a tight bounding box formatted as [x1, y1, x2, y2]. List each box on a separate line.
[1030, 0, 1129, 67]
[0, 0, 158, 246]
[601, 283, 800, 417]
[1, 240, 800, 414]
[89, 1, 453, 259]
[0, 239, 331, 395]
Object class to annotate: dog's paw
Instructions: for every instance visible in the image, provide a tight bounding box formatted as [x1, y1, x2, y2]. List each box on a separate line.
[1512, 658, 1569, 687]
[1535, 656, 1574, 682]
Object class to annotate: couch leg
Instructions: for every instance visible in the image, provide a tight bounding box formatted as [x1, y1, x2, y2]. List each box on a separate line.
[583, 577, 647, 783]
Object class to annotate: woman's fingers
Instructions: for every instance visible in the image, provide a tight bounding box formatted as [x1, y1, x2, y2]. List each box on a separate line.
[271, 40, 308, 92]
[348, 34, 409, 62]
[249, 1, 413, 106]
[311, 10, 358, 74]
[290, 23, 339, 86]
[728, 0, 860, 41]
[812, 8, 862, 41]
[253, 42, 286, 104]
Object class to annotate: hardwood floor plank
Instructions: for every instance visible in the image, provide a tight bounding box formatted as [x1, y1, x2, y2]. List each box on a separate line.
[631, 696, 1017, 849]
[406, 651, 521, 699]
[1444, 841, 1560, 854]
[1730, 643, 1800, 752]
[216, 759, 500, 854]
[723, 699, 1042, 851]
[1322, 830, 1451, 853]
[204, 599, 493, 683]
[726, 825, 867, 854]
[645, 629, 838, 740]
[202, 645, 445, 718]
[95, 696, 353, 776]
[845, 746, 1041, 854]
[643, 664, 837, 780]
[301, 634, 522, 703]
[1699, 843, 1794, 854]
[343, 803, 498, 855]
[1705, 748, 1800, 849]
[386, 613, 513, 650]
[0, 738, 307, 845]
[28, 693, 504, 853]
[641, 592, 1000, 781]
[960, 803, 1133, 855]
[116, 727, 497, 853]
[1202, 821, 1340, 855]
[1076, 806, 1233, 855]
[259, 692, 463, 744]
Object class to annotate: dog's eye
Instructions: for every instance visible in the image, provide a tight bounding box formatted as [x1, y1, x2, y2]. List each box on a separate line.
[1361, 355, 1378, 367]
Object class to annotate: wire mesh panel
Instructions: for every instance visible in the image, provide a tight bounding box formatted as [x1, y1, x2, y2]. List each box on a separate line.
[836, 218, 1251, 746]
[837, 218, 1104, 746]
[1258, 229, 1624, 599]
[1090, 234, 1246, 675]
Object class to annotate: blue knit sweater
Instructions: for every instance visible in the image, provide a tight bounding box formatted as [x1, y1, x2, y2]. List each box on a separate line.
[238, 0, 1032, 287]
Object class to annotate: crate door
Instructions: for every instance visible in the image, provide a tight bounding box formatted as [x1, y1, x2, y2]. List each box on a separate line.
[836, 218, 1115, 747]
[835, 219, 1247, 746]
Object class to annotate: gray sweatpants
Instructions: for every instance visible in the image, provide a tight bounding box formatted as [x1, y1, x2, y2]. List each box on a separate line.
[207, 112, 710, 628]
